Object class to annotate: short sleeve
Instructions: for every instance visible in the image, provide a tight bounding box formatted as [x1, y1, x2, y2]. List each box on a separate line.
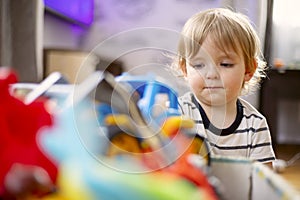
[250, 117, 276, 163]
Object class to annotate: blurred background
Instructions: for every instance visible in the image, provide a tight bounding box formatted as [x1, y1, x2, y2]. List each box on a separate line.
[0, 0, 299, 193]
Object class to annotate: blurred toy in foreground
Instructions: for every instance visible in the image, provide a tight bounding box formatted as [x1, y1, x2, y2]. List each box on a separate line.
[100, 73, 211, 166]
[0, 67, 57, 199]
[40, 98, 215, 200]
[101, 73, 215, 196]
[115, 73, 181, 124]
[37, 71, 218, 199]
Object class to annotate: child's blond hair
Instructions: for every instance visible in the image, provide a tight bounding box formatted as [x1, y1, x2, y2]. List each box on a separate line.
[173, 8, 267, 95]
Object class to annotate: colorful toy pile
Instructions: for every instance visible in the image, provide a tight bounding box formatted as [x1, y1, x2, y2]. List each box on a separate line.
[0, 68, 218, 200]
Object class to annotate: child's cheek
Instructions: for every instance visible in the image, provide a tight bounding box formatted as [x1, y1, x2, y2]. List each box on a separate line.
[188, 73, 204, 91]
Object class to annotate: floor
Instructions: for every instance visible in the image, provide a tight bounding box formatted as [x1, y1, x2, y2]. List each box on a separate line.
[274, 144, 300, 194]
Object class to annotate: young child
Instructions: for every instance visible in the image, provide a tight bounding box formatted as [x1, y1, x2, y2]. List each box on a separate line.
[173, 8, 275, 164]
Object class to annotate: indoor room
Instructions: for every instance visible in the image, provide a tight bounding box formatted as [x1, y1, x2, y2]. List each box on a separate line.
[0, 0, 299, 199]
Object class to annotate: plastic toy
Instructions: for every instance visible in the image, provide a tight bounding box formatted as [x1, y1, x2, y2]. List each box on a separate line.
[116, 73, 181, 126]
[99, 72, 211, 165]
[36, 71, 218, 200]
[39, 92, 217, 200]
[160, 116, 211, 166]
[105, 124, 146, 157]
[0, 67, 58, 198]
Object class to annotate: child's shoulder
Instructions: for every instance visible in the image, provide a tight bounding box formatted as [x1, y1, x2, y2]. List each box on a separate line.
[238, 97, 265, 119]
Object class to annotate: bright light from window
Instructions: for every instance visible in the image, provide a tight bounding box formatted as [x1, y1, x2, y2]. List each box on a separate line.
[273, 0, 300, 27]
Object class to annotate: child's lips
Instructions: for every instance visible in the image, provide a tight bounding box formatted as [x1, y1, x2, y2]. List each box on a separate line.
[204, 86, 223, 89]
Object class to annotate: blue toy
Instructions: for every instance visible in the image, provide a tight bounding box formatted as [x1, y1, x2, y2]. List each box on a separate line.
[115, 73, 181, 127]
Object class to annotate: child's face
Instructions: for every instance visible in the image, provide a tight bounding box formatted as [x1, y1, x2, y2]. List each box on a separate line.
[183, 36, 252, 107]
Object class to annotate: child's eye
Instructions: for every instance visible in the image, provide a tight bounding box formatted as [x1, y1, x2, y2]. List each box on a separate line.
[192, 63, 205, 69]
[220, 63, 234, 67]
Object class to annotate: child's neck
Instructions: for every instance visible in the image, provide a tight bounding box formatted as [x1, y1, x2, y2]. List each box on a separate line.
[200, 101, 237, 129]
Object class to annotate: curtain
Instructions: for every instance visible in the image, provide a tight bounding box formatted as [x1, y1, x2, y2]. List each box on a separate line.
[0, 0, 44, 82]
[263, 0, 273, 66]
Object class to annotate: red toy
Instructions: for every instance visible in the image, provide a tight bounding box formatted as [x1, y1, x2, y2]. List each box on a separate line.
[0, 67, 57, 198]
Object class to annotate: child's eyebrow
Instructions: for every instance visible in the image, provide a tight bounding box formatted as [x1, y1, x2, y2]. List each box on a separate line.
[188, 57, 206, 63]
[218, 51, 240, 59]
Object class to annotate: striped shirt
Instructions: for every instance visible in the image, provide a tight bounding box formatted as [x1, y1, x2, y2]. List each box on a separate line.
[178, 92, 276, 163]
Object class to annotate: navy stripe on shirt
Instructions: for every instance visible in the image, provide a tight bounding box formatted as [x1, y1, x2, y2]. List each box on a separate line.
[208, 142, 272, 150]
[244, 113, 263, 120]
[234, 127, 268, 134]
[257, 157, 276, 163]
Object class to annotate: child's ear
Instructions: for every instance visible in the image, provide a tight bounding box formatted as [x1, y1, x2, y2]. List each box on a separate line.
[179, 58, 187, 77]
[244, 59, 257, 81]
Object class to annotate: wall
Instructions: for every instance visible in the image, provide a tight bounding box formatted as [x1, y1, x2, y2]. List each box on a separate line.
[271, 0, 300, 69]
[43, 0, 266, 104]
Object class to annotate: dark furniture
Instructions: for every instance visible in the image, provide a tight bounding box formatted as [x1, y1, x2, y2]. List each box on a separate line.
[260, 69, 300, 148]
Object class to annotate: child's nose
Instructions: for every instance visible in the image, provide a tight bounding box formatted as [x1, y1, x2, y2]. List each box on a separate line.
[205, 65, 219, 79]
